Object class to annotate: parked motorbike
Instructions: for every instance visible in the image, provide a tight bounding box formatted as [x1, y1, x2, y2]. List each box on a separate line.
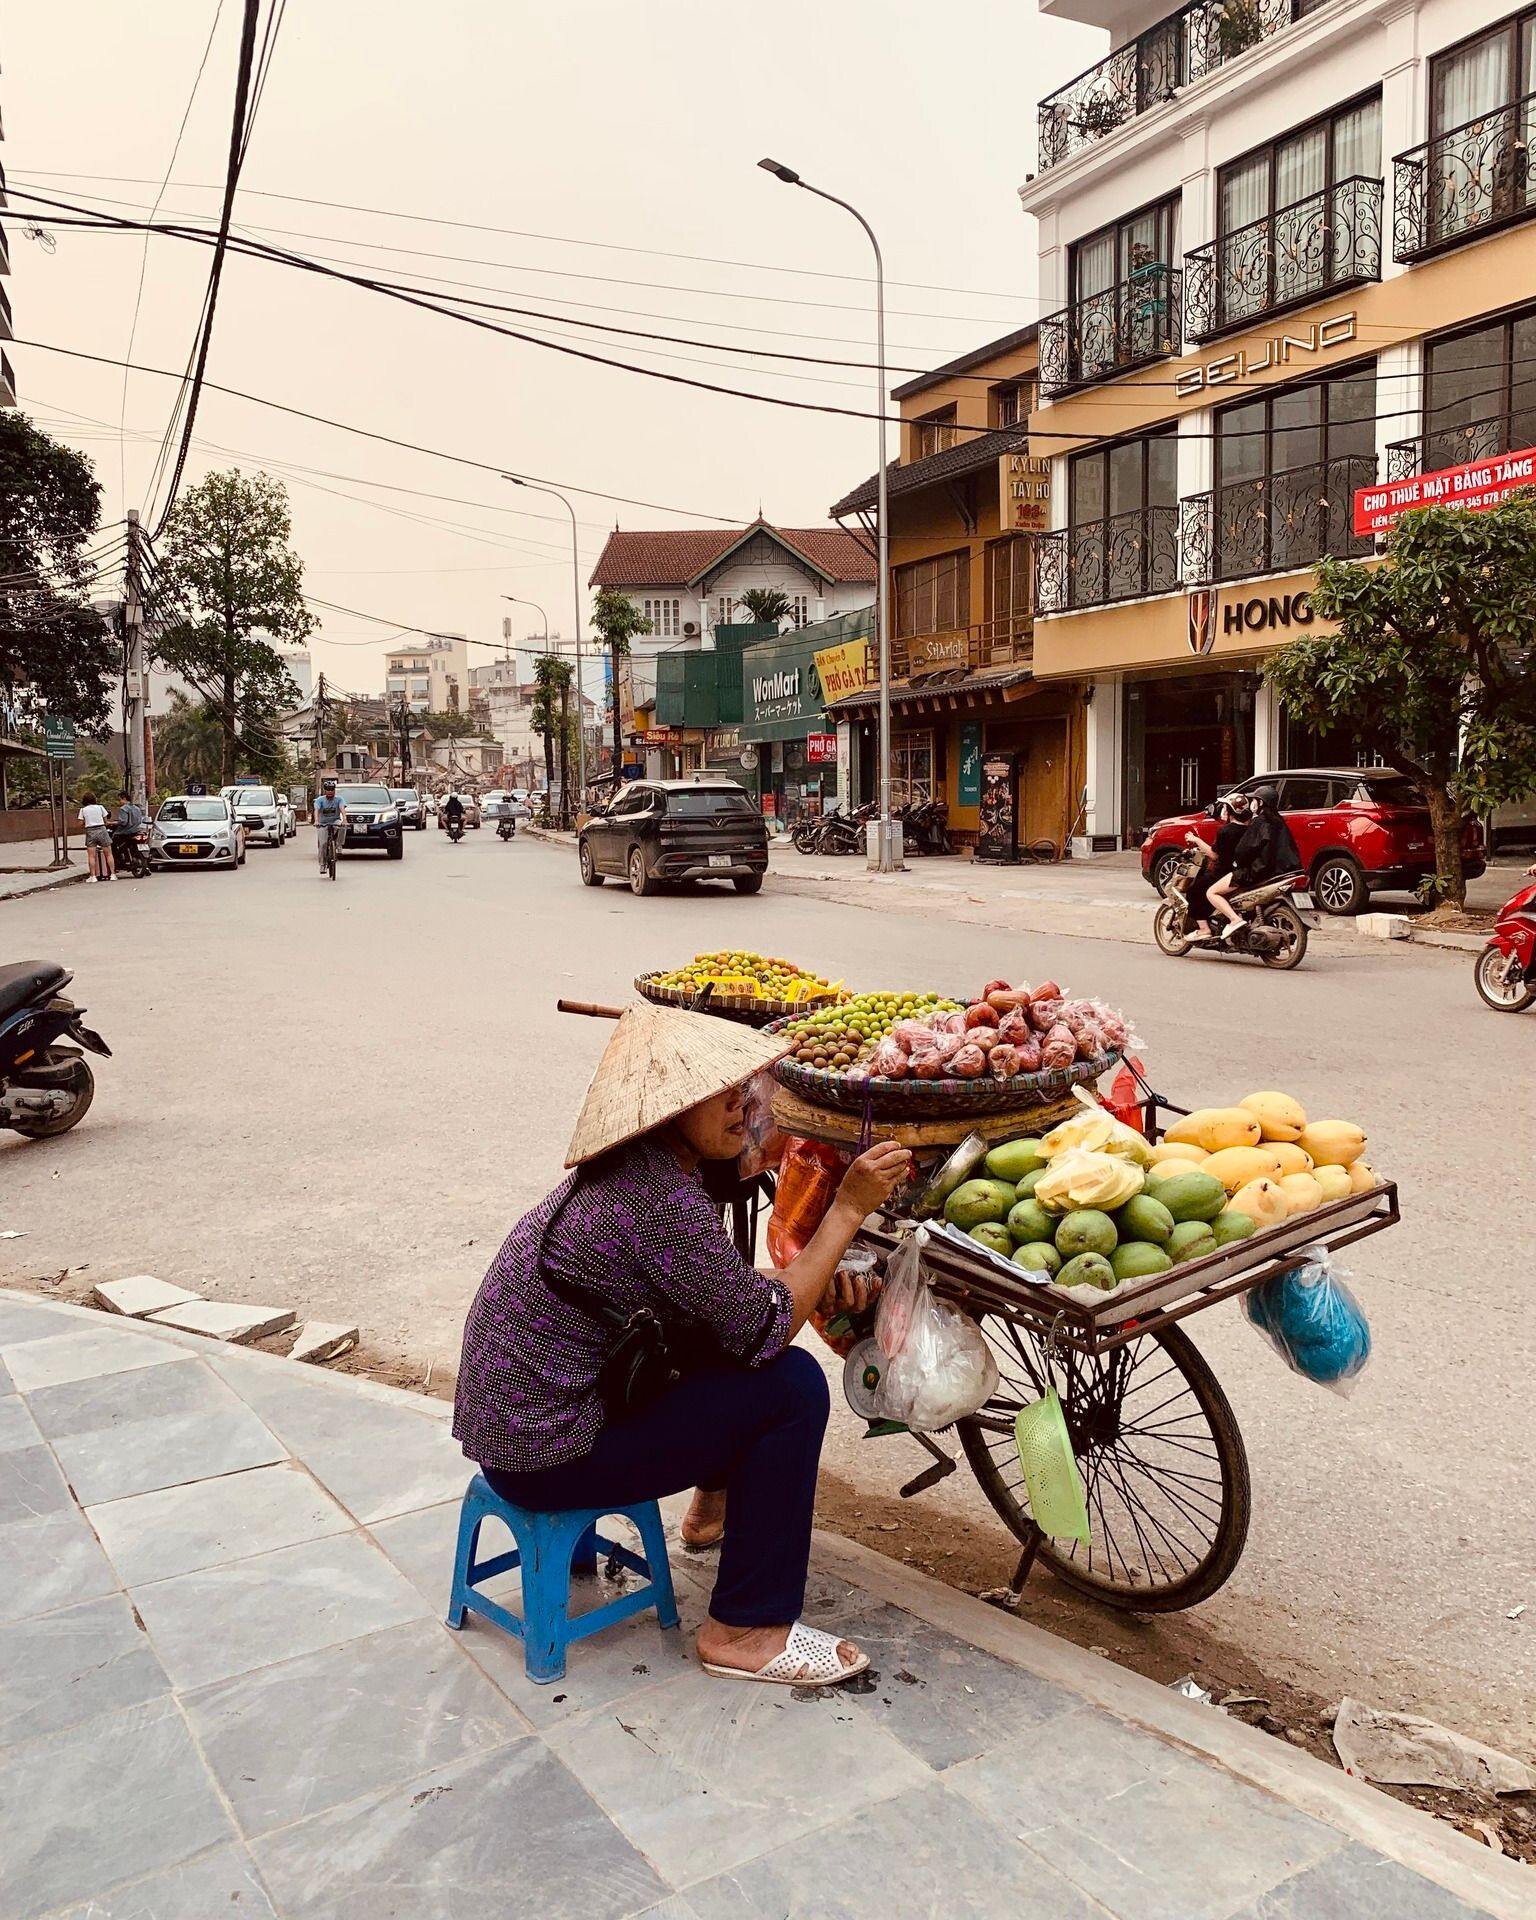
[1473, 872, 1536, 1011]
[446, 816, 465, 843]
[901, 797, 953, 856]
[110, 826, 153, 878]
[1153, 851, 1315, 969]
[0, 963, 111, 1139]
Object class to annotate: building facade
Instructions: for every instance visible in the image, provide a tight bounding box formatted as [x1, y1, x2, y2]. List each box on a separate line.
[384, 634, 469, 715]
[739, 611, 869, 821]
[829, 326, 1084, 851]
[1024, 0, 1536, 847]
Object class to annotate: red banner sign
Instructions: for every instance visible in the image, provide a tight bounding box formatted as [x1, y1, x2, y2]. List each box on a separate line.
[805, 731, 837, 764]
[1354, 446, 1536, 536]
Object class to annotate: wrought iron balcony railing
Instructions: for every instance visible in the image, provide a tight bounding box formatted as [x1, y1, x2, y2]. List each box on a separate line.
[1183, 177, 1382, 341]
[1386, 410, 1536, 483]
[1038, 0, 1298, 171]
[1039, 265, 1183, 397]
[0, 282, 11, 343]
[1035, 509, 1181, 613]
[1393, 92, 1536, 261]
[1180, 453, 1376, 585]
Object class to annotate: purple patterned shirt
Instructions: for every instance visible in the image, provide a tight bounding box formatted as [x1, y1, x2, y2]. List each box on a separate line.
[453, 1136, 792, 1473]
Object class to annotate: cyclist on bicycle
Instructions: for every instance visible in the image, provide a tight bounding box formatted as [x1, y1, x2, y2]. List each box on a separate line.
[315, 776, 346, 875]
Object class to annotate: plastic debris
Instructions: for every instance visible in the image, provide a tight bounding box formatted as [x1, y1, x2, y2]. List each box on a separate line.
[1170, 1675, 1214, 1705]
[1332, 1697, 1536, 1795]
[1507, 1604, 1527, 1621]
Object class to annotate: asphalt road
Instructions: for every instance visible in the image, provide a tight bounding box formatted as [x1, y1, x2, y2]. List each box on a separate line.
[3, 824, 1532, 1755]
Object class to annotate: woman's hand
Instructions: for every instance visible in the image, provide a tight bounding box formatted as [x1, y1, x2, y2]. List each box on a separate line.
[837, 1141, 911, 1218]
[820, 1266, 880, 1315]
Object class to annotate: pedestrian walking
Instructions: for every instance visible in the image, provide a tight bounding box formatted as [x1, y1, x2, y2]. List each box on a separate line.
[79, 791, 115, 882]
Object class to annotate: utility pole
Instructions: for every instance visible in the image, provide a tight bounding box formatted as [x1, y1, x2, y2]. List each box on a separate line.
[312, 672, 330, 786]
[123, 510, 149, 809]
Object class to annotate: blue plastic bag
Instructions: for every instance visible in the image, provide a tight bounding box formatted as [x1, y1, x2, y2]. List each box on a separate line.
[1245, 1246, 1371, 1394]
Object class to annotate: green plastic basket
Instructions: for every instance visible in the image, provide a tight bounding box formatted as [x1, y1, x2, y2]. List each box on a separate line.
[1014, 1387, 1091, 1543]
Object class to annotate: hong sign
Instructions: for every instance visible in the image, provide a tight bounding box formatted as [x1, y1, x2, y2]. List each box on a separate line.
[1174, 311, 1357, 399]
[1220, 589, 1312, 635]
[1353, 446, 1536, 536]
[999, 450, 1051, 532]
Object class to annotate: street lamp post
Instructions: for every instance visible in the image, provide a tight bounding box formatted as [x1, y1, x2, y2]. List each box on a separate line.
[500, 596, 550, 659]
[502, 475, 586, 804]
[758, 158, 896, 872]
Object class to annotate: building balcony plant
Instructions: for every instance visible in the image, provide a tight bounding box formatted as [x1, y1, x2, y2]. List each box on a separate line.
[1183, 177, 1383, 341]
[1039, 265, 1183, 397]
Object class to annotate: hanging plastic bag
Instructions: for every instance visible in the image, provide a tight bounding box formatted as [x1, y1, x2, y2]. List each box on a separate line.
[871, 1227, 999, 1431]
[1244, 1245, 1371, 1394]
[736, 1070, 785, 1181]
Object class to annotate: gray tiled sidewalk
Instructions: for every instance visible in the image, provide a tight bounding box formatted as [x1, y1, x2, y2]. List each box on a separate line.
[0, 1289, 1523, 1920]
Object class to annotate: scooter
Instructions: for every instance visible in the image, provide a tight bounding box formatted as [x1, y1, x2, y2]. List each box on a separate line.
[110, 825, 153, 878]
[901, 797, 954, 856]
[496, 814, 517, 842]
[1153, 851, 1315, 969]
[1473, 873, 1536, 1011]
[446, 816, 465, 844]
[0, 963, 111, 1139]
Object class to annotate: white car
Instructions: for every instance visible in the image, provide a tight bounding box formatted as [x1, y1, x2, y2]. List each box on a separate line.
[150, 795, 246, 871]
[223, 784, 285, 847]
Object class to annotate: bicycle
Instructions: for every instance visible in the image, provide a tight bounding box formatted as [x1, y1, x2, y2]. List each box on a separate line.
[322, 823, 340, 880]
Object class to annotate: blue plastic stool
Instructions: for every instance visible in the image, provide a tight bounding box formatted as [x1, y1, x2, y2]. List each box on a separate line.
[445, 1474, 680, 1684]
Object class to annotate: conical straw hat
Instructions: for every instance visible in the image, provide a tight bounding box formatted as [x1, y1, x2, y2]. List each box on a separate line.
[566, 1003, 793, 1166]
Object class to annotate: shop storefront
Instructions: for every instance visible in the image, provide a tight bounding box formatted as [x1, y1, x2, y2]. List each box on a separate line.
[740, 614, 867, 823]
[1120, 667, 1261, 844]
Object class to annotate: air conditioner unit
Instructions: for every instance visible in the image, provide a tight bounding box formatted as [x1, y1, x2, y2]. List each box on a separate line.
[683, 621, 700, 637]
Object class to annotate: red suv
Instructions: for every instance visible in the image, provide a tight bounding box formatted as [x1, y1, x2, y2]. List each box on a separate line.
[1141, 769, 1486, 915]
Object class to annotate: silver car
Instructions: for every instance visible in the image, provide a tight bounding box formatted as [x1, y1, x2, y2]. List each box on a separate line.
[223, 784, 285, 847]
[150, 795, 246, 871]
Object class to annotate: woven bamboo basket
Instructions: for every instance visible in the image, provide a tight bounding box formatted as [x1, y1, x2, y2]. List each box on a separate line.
[634, 970, 845, 1029]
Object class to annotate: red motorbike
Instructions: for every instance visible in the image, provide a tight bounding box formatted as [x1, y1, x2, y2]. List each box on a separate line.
[1473, 869, 1536, 1012]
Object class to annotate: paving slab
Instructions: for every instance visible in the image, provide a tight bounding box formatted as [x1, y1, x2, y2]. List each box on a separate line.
[289, 1318, 360, 1363]
[1227, 1841, 1502, 1919]
[91, 1273, 202, 1317]
[184, 1616, 530, 1836]
[0, 1505, 120, 1624]
[86, 1458, 351, 1587]
[0, 1322, 192, 1393]
[0, 1392, 39, 1454]
[0, 1592, 169, 1744]
[146, 1298, 297, 1343]
[51, 1845, 278, 1920]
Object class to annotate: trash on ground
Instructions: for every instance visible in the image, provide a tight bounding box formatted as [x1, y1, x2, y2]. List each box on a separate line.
[1332, 1697, 1536, 1795]
[1170, 1674, 1215, 1706]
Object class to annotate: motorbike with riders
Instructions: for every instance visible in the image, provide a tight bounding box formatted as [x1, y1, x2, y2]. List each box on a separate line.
[1154, 785, 1317, 968]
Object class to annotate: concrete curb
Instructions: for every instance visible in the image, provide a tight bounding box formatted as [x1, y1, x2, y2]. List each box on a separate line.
[812, 1531, 1532, 1919]
[1406, 929, 1487, 954]
[1, 1284, 1524, 1914]
[0, 868, 88, 903]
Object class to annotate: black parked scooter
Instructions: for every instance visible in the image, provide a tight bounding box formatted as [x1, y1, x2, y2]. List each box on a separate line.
[0, 963, 111, 1139]
[110, 824, 153, 878]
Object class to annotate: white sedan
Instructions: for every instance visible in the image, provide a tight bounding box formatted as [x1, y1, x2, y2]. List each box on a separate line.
[150, 795, 247, 870]
[223, 784, 286, 847]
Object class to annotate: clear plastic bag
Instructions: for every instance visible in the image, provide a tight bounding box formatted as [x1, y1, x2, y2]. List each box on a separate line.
[872, 1226, 1000, 1431]
[1244, 1245, 1372, 1395]
[736, 1069, 784, 1180]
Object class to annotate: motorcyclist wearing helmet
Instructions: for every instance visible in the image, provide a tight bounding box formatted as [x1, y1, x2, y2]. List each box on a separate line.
[1207, 785, 1302, 940]
[443, 790, 466, 833]
[1184, 793, 1249, 939]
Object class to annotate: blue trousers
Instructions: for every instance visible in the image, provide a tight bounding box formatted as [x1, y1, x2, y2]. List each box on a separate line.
[484, 1346, 830, 1628]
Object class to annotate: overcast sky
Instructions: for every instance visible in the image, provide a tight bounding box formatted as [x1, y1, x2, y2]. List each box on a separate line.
[6, 1, 1100, 704]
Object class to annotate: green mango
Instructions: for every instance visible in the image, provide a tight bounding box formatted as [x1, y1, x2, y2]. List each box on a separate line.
[1212, 1210, 1257, 1245]
[1111, 1241, 1173, 1281]
[969, 1221, 1015, 1258]
[984, 1137, 1047, 1184]
[944, 1177, 1016, 1230]
[1054, 1209, 1118, 1258]
[1114, 1193, 1175, 1246]
[1168, 1219, 1218, 1263]
[1012, 1240, 1061, 1276]
[1013, 1166, 1048, 1201]
[1006, 1197, 1055, 1245]
[1055, 1251, 1117, 1292]
[1152, 1170, 1228, 1223]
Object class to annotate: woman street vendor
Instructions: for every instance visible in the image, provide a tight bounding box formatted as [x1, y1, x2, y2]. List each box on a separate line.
[453, 1003, 909, 1688]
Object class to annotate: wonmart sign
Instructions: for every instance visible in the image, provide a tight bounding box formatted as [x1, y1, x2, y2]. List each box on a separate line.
[1353, 446, 1536, 535]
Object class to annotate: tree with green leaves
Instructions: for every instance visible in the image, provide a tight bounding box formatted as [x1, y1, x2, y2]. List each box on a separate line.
[153, 470, 313, 782]
[153, 690, 225, 794]
[738, 587, 791, 627]
[590, 587, 651, 791]
[1265, 494, 1536, 909]
[531, 653, 572, 824]
[0, 411, 115, 731]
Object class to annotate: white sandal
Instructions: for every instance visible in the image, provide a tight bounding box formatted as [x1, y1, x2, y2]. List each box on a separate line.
[702, 1619, 869, 1687]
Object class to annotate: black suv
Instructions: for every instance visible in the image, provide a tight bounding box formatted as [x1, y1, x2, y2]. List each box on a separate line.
[578, 779, 769, 896]
[334, 783, 405, 859]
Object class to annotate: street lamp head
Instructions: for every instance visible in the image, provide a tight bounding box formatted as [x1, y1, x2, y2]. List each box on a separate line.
[758, 157, 800, 184]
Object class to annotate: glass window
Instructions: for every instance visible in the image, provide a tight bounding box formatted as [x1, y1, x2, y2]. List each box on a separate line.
[664, 788, 755, 817]
[891, 733, 935, 807]
[989, 382, 1029, 429]
[985, 536, 1032, 629]
[790, 594, 811, 627]
[716, 596, 735, 626]
[1424, 307, 1536, 467]
[914, 407, 959, 458]
[643, 598, 681, 637]
[1425, 16, 1536, 243]
[1066, 429, 1178, 605]
[891, 552, 971, 638]
[1278, 776, 1332, 809]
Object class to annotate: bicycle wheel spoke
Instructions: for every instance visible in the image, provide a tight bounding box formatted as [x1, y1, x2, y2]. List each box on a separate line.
[1097, 1451, 1199, 1576]
[1116, 1449, 1221, 1542]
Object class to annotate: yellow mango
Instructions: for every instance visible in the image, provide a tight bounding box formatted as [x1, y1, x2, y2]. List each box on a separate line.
[1238, 1091, 1307, 1142]
[1164, 1107, 1263, 1154]
[1149, 1158, 1207, 1184]
[1229, 1177, 1290, 1229]
[1150, 1140, 1205, 1166]
[1298, 1120, 1366, 1168]
[1201, 1145, 1284, 1193]
[1267, 1142, 1315, 1178]
[1347, 1160, 1378, 1194]
[1279, 1172, 1324, 1215]
[1311, 1164, 1352, 1203]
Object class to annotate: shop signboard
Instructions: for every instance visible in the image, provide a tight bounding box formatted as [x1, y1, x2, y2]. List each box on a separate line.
[42, 716, 76, 761]
[975, 751, 1021, 864]
[1352, 445, 1536, 536]
[907, 631, 969, 675]
[813, 637, 871, 702]
[999, 449, 1051, 533]
[958, 721, 982, 807]
[805, 731, 836, 764]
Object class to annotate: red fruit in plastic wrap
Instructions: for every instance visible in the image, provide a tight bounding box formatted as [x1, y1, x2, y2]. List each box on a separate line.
[870, 1036, 908, 1077]
[997, 1006, 1032, 1045]
[950, 1043, 989, 1078]
[1030, 980, 1062, 1003]
[932, 1030, 966, 1064]
[913, 1055, 947, 1080]
[980, 978, 1012, 997]
[1074, 1022, 1106, 1060]
[1040, 1021, 1076, 1070]
[1014, 1033, 1043, 1072]
[931, 1009, 968, 1036]
[1028, 997, 1064, 1031]
[988, 1042, 1023, 1079]
[964, 1002, 1000, 1029]
[970, 1027, 1000, 1052]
